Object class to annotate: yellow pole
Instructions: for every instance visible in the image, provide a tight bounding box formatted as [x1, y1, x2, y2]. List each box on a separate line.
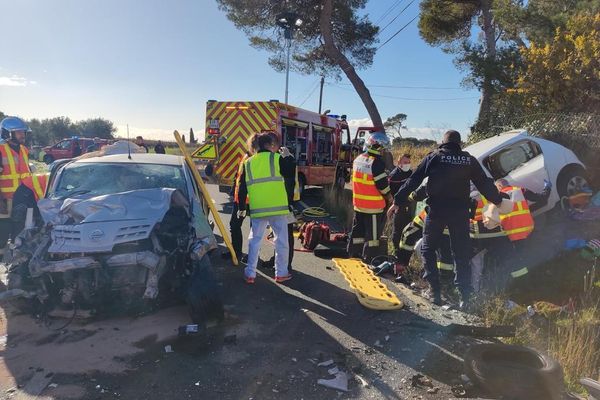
[173, 130, 238, 266]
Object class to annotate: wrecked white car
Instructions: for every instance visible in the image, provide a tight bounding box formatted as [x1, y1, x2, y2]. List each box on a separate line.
[2, 153, 223, 322]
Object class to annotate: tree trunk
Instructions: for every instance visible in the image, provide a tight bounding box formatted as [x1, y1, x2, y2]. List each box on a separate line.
[477, 0, 497, 131]
[319, 0, 383, 129]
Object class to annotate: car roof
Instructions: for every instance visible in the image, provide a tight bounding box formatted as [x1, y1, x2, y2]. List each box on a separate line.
[70, 153, 184, 166]
[464, 130, 528, 158]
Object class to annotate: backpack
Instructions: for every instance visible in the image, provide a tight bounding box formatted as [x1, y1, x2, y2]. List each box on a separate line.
[298, 222, 331, 250]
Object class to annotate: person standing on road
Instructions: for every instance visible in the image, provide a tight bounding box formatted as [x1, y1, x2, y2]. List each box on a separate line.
[388, 153, 413, 259]
[228, 142, 255, 262]
[388, 130, 504, 309]
[237, 132, 295, 284]
[136, 136, 149, 153]
[154, 140, 166, 154]
[0, 117, 33, 251]
[347, 132, 393, 263]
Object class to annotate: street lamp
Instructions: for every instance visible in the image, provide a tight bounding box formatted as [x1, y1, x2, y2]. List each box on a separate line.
[276, 12, 303, 104]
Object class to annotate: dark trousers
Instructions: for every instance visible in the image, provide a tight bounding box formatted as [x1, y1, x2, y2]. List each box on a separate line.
[347, 211, 384, 262]
[396, 220, 423, 264]
[421, 207, 471, 297]
[391, 206, 412, 256]
[229, 202, 246, 258]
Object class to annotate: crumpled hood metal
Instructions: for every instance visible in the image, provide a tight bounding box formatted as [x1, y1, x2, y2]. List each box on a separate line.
[38, 188, 189, 253]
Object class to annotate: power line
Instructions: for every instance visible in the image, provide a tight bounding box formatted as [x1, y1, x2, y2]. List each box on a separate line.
[299, 80, 321, 107]
[336, 83, 463, 90]
[377, 15, 419, 50]
[294, 79, 319, 103]
[374, 0, 403, 25]
[327, 83, 478, 101]
[379, 0, 415, 35]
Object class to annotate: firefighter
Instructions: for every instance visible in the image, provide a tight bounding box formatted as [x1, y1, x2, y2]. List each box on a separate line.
[347, 131, 392, 262]
[492, 178, 551, 279]
[10, 173, 48, 237]
[0, 117, 33, 250]
[388, 130, 504, 308]
[237, 132, 295, 283]
[389, 153, 413, 258]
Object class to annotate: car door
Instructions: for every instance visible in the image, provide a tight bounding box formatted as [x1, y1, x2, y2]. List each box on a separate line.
[485, 140, 550, 213]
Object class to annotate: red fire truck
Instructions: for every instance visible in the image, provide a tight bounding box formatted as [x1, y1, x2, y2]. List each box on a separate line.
[194, 100, 375, 196]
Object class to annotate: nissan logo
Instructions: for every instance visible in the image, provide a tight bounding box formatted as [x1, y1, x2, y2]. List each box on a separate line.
[89, 229, 105, 240]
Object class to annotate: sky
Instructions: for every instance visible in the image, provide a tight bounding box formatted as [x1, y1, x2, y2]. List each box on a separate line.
[0, 0, 481, 142]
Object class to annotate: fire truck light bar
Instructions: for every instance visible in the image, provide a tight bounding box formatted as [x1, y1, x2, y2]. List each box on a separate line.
[225, 106, 251, 110]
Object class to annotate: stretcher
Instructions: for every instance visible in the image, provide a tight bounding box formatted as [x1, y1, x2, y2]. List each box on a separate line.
[332, 258, 403, 310]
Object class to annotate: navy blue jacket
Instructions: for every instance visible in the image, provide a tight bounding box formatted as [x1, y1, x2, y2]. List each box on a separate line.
[394, 142, 502, 209]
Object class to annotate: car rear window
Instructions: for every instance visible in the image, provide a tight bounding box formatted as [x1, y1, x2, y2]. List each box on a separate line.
[50, 162, 187, 199]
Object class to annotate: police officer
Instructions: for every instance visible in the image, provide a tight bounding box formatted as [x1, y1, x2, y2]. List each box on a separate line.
[348, 132, 392, 262]
[1, 117, 34, 248]
[388, 130, 503, 308]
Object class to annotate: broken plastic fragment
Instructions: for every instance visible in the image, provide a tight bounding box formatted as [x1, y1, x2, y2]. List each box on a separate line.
[317, 372, 349, 392]
[327, 367, 340, 375]
[317, 359, 334, 367]
[355, 374, 369, 387]
[164, 345, 173, 353]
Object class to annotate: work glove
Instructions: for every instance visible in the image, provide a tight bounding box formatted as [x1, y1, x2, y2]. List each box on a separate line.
[543, 179, 552, 191]
[279, 146, 292, 158]
[237, 210, 247, 218]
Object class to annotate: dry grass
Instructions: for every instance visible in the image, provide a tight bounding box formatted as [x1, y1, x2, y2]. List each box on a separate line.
[391, 144, 436, 165]
[480, 264, 600, 393]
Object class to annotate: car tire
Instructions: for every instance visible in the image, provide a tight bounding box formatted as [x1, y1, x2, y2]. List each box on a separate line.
[557, 165, 590, 197]
[464, 343, 564, 400]
[43, 154, 54, 164]
[186, 255, 224, 324]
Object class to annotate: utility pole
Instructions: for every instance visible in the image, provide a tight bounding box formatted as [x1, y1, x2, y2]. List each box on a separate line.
[318, 76, 325, 113]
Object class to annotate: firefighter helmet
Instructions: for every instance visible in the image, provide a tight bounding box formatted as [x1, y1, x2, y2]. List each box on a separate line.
[1, 116, 30, 140]
[364, 131, 391, 151]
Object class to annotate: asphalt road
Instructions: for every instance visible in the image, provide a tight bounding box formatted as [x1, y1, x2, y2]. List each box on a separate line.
[0, 184, 487, 400]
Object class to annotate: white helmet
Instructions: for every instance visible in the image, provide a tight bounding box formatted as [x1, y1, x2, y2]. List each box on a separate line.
[364, 131, 391, 151]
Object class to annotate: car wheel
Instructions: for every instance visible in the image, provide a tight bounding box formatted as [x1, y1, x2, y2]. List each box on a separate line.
[557, 166, 590, 197]
[43, 154, 54, 164]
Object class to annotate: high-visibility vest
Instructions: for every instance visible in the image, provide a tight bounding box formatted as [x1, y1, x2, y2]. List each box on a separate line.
[0, 143, 31, 199]
[20, 173, 49, 201]
[413, 209, 428, 227]
[499, 186, 534, 241]
[233, 154, 249, 205]
[352, 153, 386, 213]
[244, 152, 289, 218]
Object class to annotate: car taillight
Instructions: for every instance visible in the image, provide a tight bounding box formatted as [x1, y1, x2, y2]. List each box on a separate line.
[207, 128, 220, 135]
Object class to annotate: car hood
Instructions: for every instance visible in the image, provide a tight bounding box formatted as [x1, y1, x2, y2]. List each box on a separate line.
[38, 188, 189, 253]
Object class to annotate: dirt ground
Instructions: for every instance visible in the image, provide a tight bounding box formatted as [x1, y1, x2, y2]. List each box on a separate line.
[0, 185, 596, 400]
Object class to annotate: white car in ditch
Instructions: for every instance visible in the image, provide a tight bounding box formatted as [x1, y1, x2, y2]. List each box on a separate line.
[464, 129, 590, 214]
[3, 152, 223, 322]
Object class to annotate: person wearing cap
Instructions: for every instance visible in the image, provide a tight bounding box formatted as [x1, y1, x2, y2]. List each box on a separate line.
[348, 131, 393, 262]
[388, 130, 504, 309]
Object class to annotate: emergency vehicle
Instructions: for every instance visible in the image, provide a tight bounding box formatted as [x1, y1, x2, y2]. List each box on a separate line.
[195, 100, 373, 196]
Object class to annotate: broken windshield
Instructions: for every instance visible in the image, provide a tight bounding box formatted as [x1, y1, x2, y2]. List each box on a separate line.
[50, 162, 188, 199]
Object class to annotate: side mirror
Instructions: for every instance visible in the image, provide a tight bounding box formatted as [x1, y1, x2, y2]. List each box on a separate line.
[358, 131, 365, 138]
[29, 162, 37, 173]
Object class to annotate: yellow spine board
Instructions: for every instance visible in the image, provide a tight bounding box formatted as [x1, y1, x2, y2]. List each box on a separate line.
[173, 130, 238, 266]
[332, 258, 403, 310]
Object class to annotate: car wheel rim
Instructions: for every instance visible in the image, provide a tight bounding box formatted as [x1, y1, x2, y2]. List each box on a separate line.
[566, 175, 588, 196]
